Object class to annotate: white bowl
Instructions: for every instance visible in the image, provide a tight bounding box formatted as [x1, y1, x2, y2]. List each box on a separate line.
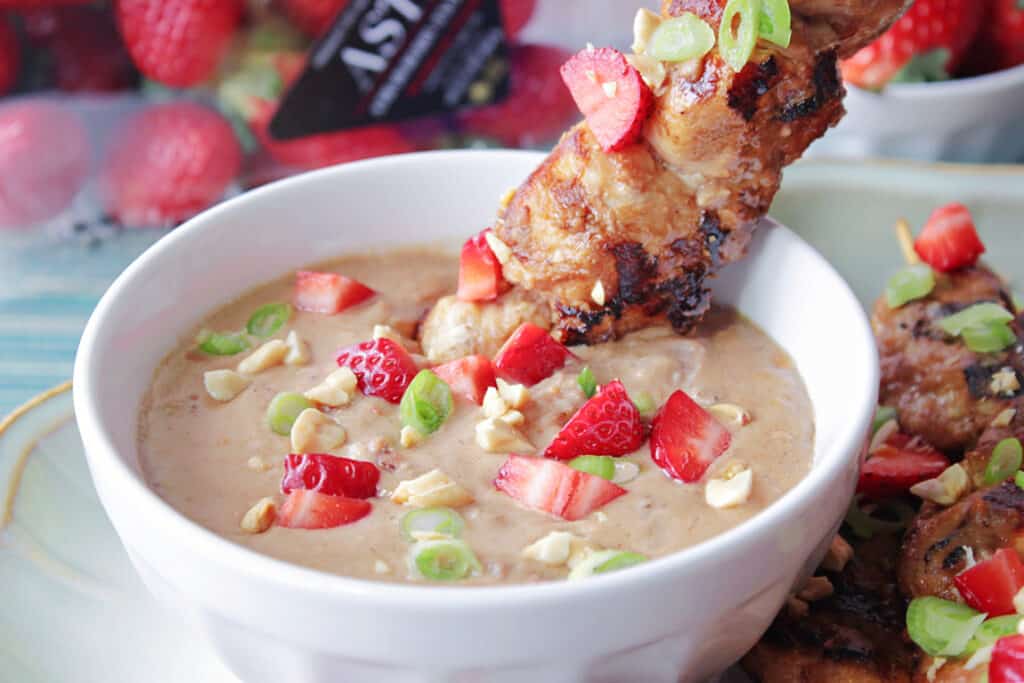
[73, 150, 878, 683]
[808, 65, 1024, 163]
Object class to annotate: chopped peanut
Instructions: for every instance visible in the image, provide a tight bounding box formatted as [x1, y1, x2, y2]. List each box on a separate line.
[400, 425, 425, 449]
[496, 378, 530, 409]
[482, 387, 509, 419]
[374, 560, 391, 574]
[475, 417, 533, 453]
[284, 330, 310, 366]
[498, 410, 526, 427]
[237, 339, 288, 374]
[821, 535, 854, 573]
[993, 408, 1017, 428]
[390, 469, 474, 508]
[246, 456, 272, 472]
[705, 468, 753, 509]
[290, 408, 347, 453]
[522, 531, 579, 566]
[910, 463, 968, 506]
[631, 7, 661, 53]
[991, 367, 1021, 396]
[203, 369, 251, 402]
[305, 367, 357, 407]
[240, 498, 276, 534]
[708, 403, 753, 427]
[373, 324, 406, 345]
[797, 575, 834, 602]
[869, 419, 899, 454]
[591, 280, 606, 306]
[786, 596, 809, 619]
[625, 53, 668, 92]
[498, 187, 516, 210]
[484, 231, 513, 265]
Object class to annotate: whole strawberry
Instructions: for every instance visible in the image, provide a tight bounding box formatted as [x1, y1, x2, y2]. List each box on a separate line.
[101, 102, 241, 227]
[968, 0, 1024, 74]
[0, 101, 89, 229]
[116, 0, 243, 87]
[277, 0, 347, 38]
[841, 0, 984, 89]
[0, 15, 18, 96]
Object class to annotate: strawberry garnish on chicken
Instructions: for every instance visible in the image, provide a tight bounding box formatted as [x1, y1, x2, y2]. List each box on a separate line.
[991, 634, 1024, 683]
[500, 0, 536, 38]
[281, 453, 380, 499]
[101, 102, 241, 227]
[117, 0, 243, 87]
[494, 454, 626, 521]
[457, 229, 509, 302]
[277, 0, 348, 37]
[294, 270, 375, 314]
[0, 16, 19, 96]
[560, 46, 653, 152]
[953, 548, 1024, 617]
[336, 338, 418, 404]
[913, 202, 986, 272]
[432, 355, 497, 405]
[650, 390, 731, 483]
[276, 490, 372, 529]
[492, 322, 574, 386]
[856, 432, 950, 499]
[841, 0, 984, 89]
[544, 380, 644, 461]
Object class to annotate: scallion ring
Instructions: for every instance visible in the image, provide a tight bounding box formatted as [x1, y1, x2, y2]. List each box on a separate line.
[939, 303, 1014, 336]
[400, 507, 465, 542]
[569, 549, 647, 580]
[648, 13, 717, 62]
[906, 596, 987, 657]
[984, 437, 1023, 486]
[961, 321, 1017, 354]
[196, 329, 250, 356]
[410, 539, 481, 581]
[633, 391, 657, 418]
[569, 455, 616, 481]
[967, 615, 1023, 654]
[872, 406, 898, 435]
[757, 0, 792, 47]
[718, 0, 759, 72]
[886, 264, 935, 309]
[400, 370, 454, 435]
[845, 496, 915, 539]
[577, 366, 597, 399]
[266, 392, 313, 436]
[247, 302, 292, 338]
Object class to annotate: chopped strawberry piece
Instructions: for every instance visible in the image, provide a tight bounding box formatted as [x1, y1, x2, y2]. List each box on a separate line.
[954, 548, 1024, 617]
[544, 380, 644, 460]
[857, 433, 949, 499]
[650, 390, 732, 483]
[913, 202, 986, 273]
[494, 454, 626, 521]
[276, 490, 372, 529]
[457, 229, 508, 302]
[281, 453, 380, 499]
[294, 270, 375, 314]
[432, 355, 496, 405]
[991, 634, 1024, 683]
[493, 323, 573, 386]
[559, 47, 653, 152]
[336, 338, 418, 404]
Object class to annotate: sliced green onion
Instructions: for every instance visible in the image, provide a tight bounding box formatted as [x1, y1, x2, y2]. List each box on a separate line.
[757, 0, 791, 47]
[967, 615, 1023, 654]
[266, 392, 313, 436]
[247, 302, 292, 338]
[400, 370, 454, 435]
[718, 0, 759, 72]
[939, 303, 1015, 336]
[872, 406, 898, 434]
[962, 321, 1017, 354]
[569, 549, 647, 580]
[886, 264, 935, 309]
[845, 496, 915, 539]
[568, 455, 616, 481]
[906, 596, 987, 657]
[410, 539, 481, 581]
[577, 367, 597, 399]
[984, 438, 1023, 486]
[400, 507, 465, 542]
[648, 13, 716, 62]
[633, 391, 657, 418]
[196, 329, 250, 356]
[1016, 471, 1024, 490]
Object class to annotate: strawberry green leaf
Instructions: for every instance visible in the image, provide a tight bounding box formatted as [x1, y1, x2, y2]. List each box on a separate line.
[891, 49, 952, 84]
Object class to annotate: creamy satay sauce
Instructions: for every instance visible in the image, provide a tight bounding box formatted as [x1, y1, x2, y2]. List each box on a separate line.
[139, 248, 813, 584]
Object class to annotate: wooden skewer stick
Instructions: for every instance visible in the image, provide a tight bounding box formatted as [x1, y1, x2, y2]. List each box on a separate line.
[895, 219, 919, 266]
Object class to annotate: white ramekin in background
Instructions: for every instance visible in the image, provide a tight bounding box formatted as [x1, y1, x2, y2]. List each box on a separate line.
[74, 150, 878, 683]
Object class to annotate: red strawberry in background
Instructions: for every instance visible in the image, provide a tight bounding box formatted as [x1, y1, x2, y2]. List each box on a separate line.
[22, 6, 138, 92]
[116, 0, 243, 87]
[841, 0, 984, 89]
[458, 44, 579, 147]
[500, 0, 536, 38]
[0, 15, 19, 96]
[277, 0, 347, 37]
[963, 0, 1024, 75]
[101, 102, 241, 227]
[0, 101, 89, 229]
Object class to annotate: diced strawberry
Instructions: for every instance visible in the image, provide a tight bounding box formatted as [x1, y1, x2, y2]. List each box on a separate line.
[432, 355, 496, 405]
[544, 380, 644, 461]
[294, 270, 375, 314]
[335, 338, 418, 404]
[857, 433, 950, 499]
[281, 453, 380, 499]
[457, 229, 508, 302]
[990, 634, 1024, 683]
[276, 490, 372, 529]
[954, 548, 1024, 617]
[494, 454, 626, 521]
[913, 202, 986, 273]
[500, 0, 536, 37]
[559, 47, 653, 152]
[493, 323, 573, 386]
[649, 390, 732, 483]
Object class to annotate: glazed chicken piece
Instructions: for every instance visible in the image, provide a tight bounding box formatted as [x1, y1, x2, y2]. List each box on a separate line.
[872, 264, 1023, 452]
[490, 0, 912, 344]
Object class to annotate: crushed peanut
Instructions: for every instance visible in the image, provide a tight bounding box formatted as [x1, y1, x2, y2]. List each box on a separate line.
[625, 53, 668, 92]
[237, 339, 288, 374]
[991, 367, 1021, 396]
[482, 387, 510, 419]
[708, 403, 753, 427]
[246, 456, 272, 472]
[910, 463, 968, 506]
[240, 497, 276, 534]
[591, 280, 606, 307]
[821, 535, 854, 573]
[373, 324, 407, 346]
[496, 378, 530, 409]
[869, 419, 899, 454]
[993, 408, 1017, 428]
[203, 369, 251, 402]
[521, 531, 579, 566]
[484, 231, 513, 265]
[290, 408, 347, 453]
[498, 187, 516, 209]
[785, 596, 809, 619]
[925, 658, 947, 683]
[390, 469, 474, 508]
[284, 330, 310, 366]
[705, 468, 753, 509]
[612, 461, 640, 485]
[498, 409, 525, 427]
[797, 575, 834, 602]
[475, 417, 533, 453]
[400, 425, 425, 448]
[631, 7, 661, 54]
[721, 461, 748, 480]
[305, 367, 357, 407]
[374, 560, 391, 574]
